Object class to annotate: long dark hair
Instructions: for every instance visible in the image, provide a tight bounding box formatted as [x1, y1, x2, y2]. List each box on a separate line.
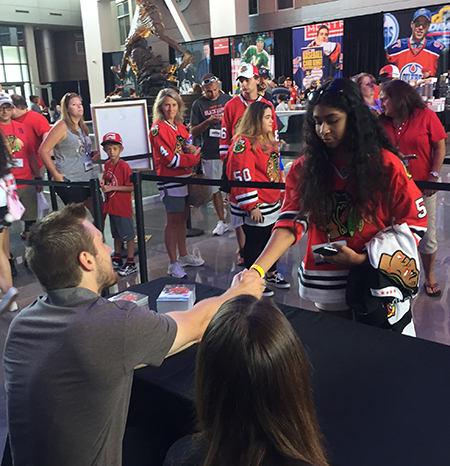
[0, 131, 15, 179]
[379, 79, 426, 121]
[196, 295, 329, 466]
[300, 78, 397, 228]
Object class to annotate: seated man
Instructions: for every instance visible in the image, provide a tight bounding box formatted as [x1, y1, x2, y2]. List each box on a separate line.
[3, 203, 263, 466]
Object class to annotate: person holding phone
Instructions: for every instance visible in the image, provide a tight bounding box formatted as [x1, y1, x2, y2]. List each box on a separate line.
[248, 79, 427, 319]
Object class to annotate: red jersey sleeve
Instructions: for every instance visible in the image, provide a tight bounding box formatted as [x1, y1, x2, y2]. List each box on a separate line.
[272, 157, 307, 243]
[384, 151, 428, 244]
[226, 137, 258, 211]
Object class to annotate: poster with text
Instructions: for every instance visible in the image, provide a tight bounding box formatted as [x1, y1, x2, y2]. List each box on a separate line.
[175, 40, 212, 94]
[230, 32, 275, 93]
[292, 21, 343, 90]
[384, 5, 450, 82]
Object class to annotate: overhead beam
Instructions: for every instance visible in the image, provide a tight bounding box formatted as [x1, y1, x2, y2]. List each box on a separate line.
[163, 0, 195, 42]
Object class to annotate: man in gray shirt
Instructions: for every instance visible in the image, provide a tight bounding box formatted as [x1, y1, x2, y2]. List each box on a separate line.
[3, 203, 263, 466]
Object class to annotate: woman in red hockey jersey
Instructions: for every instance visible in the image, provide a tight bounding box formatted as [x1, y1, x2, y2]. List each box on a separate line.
[249, 78, 427, 319]
[150, 88, 202, 278]
[226, 101, 289, 296]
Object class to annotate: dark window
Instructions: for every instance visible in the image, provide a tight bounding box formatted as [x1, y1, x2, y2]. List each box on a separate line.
[277, 0, 293, 10]
[249, 0, 258, 15]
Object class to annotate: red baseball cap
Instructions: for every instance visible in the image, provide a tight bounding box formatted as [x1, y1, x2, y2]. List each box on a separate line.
[101, 132, 123, 146]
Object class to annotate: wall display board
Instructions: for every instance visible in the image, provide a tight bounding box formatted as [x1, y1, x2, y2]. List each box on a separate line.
[91, 100, 152, 170]
[174, 40, 212, 94]
[292, 21, 343, 90]
[384, 5, 450, 81]
[229, 32, 275, 93]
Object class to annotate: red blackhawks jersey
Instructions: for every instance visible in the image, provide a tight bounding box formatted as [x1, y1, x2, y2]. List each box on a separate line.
[274, 150, 428, 304]
[226, 137, 281, 227]
[219, 95, 278, 160]
[149, 120, 198, 197]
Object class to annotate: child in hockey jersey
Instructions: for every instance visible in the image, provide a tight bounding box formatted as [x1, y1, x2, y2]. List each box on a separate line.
[226, 101, 289, 296]
[100, 132, 136, 276]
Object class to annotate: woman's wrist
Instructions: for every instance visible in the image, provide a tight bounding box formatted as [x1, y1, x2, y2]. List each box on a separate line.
[250, 264, 265, 278]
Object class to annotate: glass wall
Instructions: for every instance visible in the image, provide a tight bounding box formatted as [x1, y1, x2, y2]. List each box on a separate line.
[0, 25, 31, 99]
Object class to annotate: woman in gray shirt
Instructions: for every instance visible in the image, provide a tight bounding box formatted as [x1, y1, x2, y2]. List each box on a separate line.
[39, 92, 98, 215]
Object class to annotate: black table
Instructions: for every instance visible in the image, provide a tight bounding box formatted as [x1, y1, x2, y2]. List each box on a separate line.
[124, 277, 450, 466]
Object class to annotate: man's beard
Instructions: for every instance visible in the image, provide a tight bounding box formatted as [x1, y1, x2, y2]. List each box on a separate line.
[96, 261, 118, 293]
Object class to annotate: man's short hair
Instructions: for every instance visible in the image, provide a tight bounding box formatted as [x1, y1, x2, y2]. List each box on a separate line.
[11, 94, 27, 110]
[278, 76, 286, 85]
[26, 204, 97, 292]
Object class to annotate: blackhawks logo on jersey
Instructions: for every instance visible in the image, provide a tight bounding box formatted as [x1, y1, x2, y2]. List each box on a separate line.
[318, 191, 365, 241]
[233, 139, 246, 154]
[151, 125, 159, 137]
[266, 151, 280, 182]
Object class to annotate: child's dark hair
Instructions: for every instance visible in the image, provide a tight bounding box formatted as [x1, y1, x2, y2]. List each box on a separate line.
[277, 94, 287, 102]
[299, 78, 397, 227]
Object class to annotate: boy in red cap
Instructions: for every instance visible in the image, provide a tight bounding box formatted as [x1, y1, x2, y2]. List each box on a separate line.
[99, 132, 136, 276]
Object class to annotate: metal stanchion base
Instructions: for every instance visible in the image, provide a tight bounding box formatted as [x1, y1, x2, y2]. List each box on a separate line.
[186, 228, 204, 237]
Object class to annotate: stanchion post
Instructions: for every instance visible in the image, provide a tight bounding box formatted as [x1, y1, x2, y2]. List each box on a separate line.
[132, 172, 148, 283]
[89, 178, 103, 233]
[47, 170, 58, 211]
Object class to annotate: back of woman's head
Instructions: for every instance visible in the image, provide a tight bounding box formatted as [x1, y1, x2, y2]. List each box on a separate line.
[234, 101, 274, 147]
[196, 295, 328, 466]
[380, 79, 426, 120]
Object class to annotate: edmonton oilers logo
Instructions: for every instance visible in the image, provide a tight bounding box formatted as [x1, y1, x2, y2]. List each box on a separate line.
[399, 63, 423, 82]
[384, 13, 399, 49]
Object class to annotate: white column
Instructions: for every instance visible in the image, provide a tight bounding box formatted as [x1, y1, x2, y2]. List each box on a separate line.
[80, 0, 121, 104]
[209, 0, 249, 38]
[24, 25, 40, 96]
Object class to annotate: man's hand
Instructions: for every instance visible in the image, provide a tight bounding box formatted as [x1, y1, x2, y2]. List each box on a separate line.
[322, 243, 367, 267]
[208, 115, 222, 125]
[229, 269, 264, 298]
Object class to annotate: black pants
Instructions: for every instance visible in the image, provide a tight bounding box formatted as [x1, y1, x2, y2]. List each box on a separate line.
[242, 223, 277, 273]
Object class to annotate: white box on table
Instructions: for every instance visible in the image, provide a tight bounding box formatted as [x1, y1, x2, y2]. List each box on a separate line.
[156, 284, 196, 313]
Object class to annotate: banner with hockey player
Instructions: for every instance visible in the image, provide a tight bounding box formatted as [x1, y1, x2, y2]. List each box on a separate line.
[384, 5, 449, 82]
[292, 21, 344, 90]
[174, 40, 213, 94]
[230, 32, 275, 93]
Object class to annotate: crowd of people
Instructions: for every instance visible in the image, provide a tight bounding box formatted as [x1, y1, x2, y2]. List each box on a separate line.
[0, 56, 447, 465]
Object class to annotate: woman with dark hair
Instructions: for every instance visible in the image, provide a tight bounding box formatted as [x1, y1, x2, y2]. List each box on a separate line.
[226, 101, 288, 295]
[149, 88, 202, 278]
[0, 133, 19, 312]
[39, 93, 99, 215]
[355, 73, 382, 114]
[379, 79, 447, 297]
[248, 78, 427, 322]
[164, 295, 329, 466]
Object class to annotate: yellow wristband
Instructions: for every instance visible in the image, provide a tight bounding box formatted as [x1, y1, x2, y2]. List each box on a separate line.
[250, 264, 265, 278]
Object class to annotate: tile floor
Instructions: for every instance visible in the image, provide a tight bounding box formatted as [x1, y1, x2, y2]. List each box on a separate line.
[0, 158, 450, 459]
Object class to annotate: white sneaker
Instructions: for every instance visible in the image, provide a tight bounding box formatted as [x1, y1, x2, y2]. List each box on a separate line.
[167, 262, 187, 278]
[0, 287, 19, 313]
[213, 221, 228, 236]
[178, 254, 205, 267]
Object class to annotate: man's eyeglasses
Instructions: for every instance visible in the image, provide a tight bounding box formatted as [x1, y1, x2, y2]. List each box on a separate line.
[202, 76, 218, 86]
[413, 20, 430, 28]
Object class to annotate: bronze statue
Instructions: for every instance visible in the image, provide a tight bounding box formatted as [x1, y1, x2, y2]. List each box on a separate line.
[112, 0, 194, 85]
